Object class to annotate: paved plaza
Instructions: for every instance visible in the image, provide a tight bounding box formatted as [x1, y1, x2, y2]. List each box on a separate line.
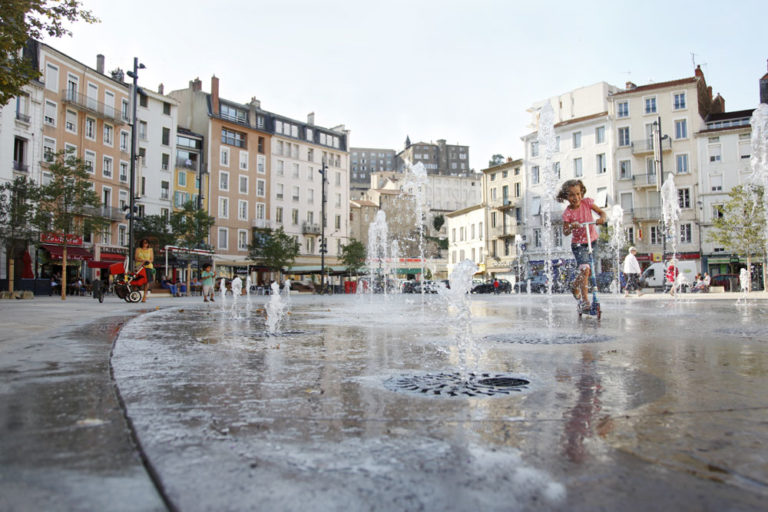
[1, 291, 767, 511]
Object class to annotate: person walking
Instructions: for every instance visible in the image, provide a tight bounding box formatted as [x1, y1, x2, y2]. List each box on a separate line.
[201, 263, 215, 302]
[134, 239, 154, 302]
[622, 246, 642, 297]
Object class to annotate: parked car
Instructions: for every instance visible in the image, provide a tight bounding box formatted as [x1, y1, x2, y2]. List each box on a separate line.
[514, 275, 548, 293]
[710, 273, 740, 292]
[402, 280, 438, 294]
[471, 279, 512, 294]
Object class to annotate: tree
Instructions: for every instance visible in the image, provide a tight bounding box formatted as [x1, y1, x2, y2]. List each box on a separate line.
[0, 0, 98, 106]
[135, 214, 175, 250]
[340, 239, 366, 276]
[248, 227, 299, 277]
[0, 176, 39, 292]
[709, 185, 766, 291]
[32, 151, 110, 300]
[432, 214, 445, 233]
[488, 154, 505, 167]
[169, 201, 215, 249]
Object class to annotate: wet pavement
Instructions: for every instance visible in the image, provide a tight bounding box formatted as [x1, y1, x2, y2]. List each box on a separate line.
[105, 292, 768, 511]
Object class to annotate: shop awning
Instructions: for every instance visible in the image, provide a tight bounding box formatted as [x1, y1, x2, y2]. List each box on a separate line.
[285, 265, 347, 275]
[42, 244, 92, 261]
[100, 252, 126, 261]
[87, 260, 113, 269]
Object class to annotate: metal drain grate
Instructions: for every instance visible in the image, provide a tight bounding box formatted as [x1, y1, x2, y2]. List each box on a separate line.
[384, 372, 529, 397]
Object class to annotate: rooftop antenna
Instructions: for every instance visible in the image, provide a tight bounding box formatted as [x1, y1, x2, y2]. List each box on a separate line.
[691, 52, 708, 71]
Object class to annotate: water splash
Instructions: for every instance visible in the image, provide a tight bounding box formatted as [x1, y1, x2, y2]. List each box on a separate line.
[440, 259, 479, 376]
[608, 205, 625, 295]
[265, 281, 290, 334]
[749, 104, 768, 288]
[537, 102, 558, 325]
[660, 173, 680, 295]
[366, 210, 390, 294]
[402, 162, 429, 288]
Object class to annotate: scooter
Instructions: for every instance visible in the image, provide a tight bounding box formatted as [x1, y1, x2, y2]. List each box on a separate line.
[578, 221, 601, 320]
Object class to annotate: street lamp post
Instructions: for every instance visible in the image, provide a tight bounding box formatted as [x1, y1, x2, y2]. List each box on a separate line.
[319, 159, 328, 292]
[653, 116, 670, 259]
[126, 57, 145, 271]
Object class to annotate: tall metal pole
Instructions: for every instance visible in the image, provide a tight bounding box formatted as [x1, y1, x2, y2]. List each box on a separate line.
[127, 57, 142, 271]
[319, 159, 328, 291]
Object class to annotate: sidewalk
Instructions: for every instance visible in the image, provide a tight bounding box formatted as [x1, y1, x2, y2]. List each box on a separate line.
[0, 294, 204, 512]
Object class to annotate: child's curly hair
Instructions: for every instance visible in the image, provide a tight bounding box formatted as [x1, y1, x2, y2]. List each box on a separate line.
[556, 179, 587, 203]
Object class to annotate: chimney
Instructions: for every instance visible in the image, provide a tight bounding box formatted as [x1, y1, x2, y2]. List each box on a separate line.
[760, 60, 768, 104]
[249, 96, 260, 109]
[211, 75, 220, 115]
[712, 93, 725, 114]
[157, 83, 164, 95]
[96, 54, 105, 74]
[625, 81, 636, 90]
[190, 77, 202, 91]
[307, 112, 315, 125]
[695, 65, 704, 78]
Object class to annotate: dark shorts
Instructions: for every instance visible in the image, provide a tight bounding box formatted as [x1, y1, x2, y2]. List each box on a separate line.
[571, 243, 595, 267]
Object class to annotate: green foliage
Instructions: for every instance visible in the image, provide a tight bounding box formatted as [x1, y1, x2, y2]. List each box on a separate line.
[339, 238, 366, 275]
[432, 214, 445, 233]
[134, 214, 175, 249]
[169, 201, 215, 249]
[0, 0, 98, 106]
[0, 175, 39, 246]
[709, 185, 766, 258]
[248, 226, 299, 272]
[32, 151, 109, 240]
[488, 154, 505, 167]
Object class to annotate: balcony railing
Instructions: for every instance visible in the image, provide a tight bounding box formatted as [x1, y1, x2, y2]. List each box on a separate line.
[13, 161, 29, 172]
[631, 137, 671, 155]
[489, 198, 518, 210]
[302, 222, 322, 235]
[252, 218, 274, 230]
[61, 89, 126, 125]
[632, 173, 658, 188]
[490, 223, 520, 238]
[630, 207, 662, 221]
[176, 156, 199, 170]
[16, 111, 31, 123]
[82, 205, 125, 221]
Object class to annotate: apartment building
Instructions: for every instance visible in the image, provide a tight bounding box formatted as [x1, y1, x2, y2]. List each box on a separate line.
[611, 66, 723, 271]
[397, 138, 470, 176]
[482, 158, 524, 281]
[173, 128, 207, 212]
[350, 146, 396, 195]
[348, 199, 379, 249]
[270, 112, 350, 266]
[522, 82, 619, 274]
[445, 204, 485, 277]
[135, 86, 178, 222]
[37, 43, 132, 267]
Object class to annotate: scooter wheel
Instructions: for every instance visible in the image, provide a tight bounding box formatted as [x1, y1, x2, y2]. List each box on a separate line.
[98, 294, 104, 303]
[127, 290, 142, 303]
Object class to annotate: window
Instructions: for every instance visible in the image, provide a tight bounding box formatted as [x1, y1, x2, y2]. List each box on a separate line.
[221, 128, 246, 148]
[617, 101, 629, 118]
[238, 230, 248, 251]
[531, 165, 540, 184]
[163, 102, 171, 115]
[84, 150, 95, 174]
[553, 162, 561, 178]
[739, 140, 751, 159]
[710, 174, 723, 191]
[620, 192, 633, 213]
[644, 96, 657, 114]
[139, 121, 147, 140]
[239, 151, 248, 170]
[276, 183, 283, 200]
[680, 223, 692, 243]
[308, 188, 314, 204]
[650, 226, 661, 245]
[258, 136, 265, 154]
[531, 141, 539, 157]
[161, 127, 170, 146]
[673, 92, 686, 110]
[161, 181, 169, 200]
[139, 93, 148, 108]
[292, 163, 300, 178]
[596, 154, 606, 174]
[120, 131, 129, 152]
[335, 214, 341, 230]
[709, 144, 722, 162]
[43, 137, 56, 162]
[307, 148, 314, 162]
[674, 119, 687, 139]
[572, 131, 582, 149]
[573, 157, 583, 177]
[218, 228, 228, 250]
[678, 188, 691, 209]
[257, 179, 265, 197]
[239, 175, 248, 194]
[220, 147, 230, 166]
[161, 153, 170, 171]
[83, 117, 95, 139]
[335, 193, 342, 207]
[595, 126, 605, 144]
[45, 63, 59, 92]
[676, 154, 689, 174]
[238, 200, 248, 220]
[103, 124, 114, 146]
[618, 127, 630, 146]
[291, 209, 299, 225]
[44, 100, 57, 126]
[712, 204, 724, 219]
[218, 197, 229, 219]
[534, 228, 541, 248]
[292, 186, 300, 202]
[277, 160, 284, 176]
[65, 110, 77, 133]
[219, 171, 229, 191]
[335, 172, 341, 186]
[178, 171, 186, 187]
[276, 207, 283, 223]
[102, 156, 113, 178]
[221, 104, 246, 123]
[119, 161, 128, 182]
[619, 160, 631, 180]
[257, 155, 266, 174]
[515, 182, 521, 197]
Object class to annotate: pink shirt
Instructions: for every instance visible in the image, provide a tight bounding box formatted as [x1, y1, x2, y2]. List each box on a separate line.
[562, 197, 598, 244]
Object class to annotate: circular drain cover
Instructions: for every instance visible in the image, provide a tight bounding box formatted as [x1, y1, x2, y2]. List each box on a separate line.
[385, 372, 529, 398]
[484, 332, 613, 345]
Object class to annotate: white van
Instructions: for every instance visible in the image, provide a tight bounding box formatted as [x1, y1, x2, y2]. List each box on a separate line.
[640, 261, 698, 289]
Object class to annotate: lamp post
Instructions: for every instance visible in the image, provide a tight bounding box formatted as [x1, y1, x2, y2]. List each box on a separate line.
[319, 158, 328, 292]
[652, 116, 670, 259]
[126, 57, 145, 271]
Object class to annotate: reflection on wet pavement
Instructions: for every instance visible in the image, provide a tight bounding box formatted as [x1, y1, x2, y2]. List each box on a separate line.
[113, 295, 768, 510]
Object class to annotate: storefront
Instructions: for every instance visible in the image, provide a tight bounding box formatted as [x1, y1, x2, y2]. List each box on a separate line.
[704, 254, 764, 290]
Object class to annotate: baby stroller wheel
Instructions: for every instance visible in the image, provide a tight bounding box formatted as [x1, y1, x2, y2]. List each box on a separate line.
[98, 293, 104, 303]
[127, 290, 142, 303]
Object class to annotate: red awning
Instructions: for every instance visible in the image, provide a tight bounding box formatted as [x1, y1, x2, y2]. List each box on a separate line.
[100, 252, 126, 261]
[87, 260, 113, 269]
[42, 244, 93, 261]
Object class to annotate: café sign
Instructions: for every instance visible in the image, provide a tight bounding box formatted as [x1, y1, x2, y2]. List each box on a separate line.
[40, 232, 83, 246]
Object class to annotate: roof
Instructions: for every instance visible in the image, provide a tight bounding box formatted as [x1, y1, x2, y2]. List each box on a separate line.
[612, 77, 698, 97]
[350, 200, 378, 208]
[554, 111, 609, 128]
[445, 203, 484, 218]
[705, 109, 755, 122]
[482, 158, 523, 173]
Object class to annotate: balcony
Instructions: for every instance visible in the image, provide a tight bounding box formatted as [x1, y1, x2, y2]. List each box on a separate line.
[16, 111, 31, 124]
[252, 218, 274, 230]
[61, 89, 125, 125]
[489, 198, 518, 210]
[13, 161, 29, 173]
[631, 137, 671, 155]
[302, 222, 322, 235]
[81, 205, 125, 221]
[490, 223, 520, 238]
[632, 173, 658, 188]
[630, 207, 662, 221]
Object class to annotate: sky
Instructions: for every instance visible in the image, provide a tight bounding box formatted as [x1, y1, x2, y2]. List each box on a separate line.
[46, 0, 767, 171]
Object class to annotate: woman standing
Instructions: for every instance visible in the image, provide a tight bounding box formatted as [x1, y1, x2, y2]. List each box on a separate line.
[134, 238, 155, 302]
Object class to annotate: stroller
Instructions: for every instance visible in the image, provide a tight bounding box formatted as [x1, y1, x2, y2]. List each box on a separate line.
[110, 262, 149, 303]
